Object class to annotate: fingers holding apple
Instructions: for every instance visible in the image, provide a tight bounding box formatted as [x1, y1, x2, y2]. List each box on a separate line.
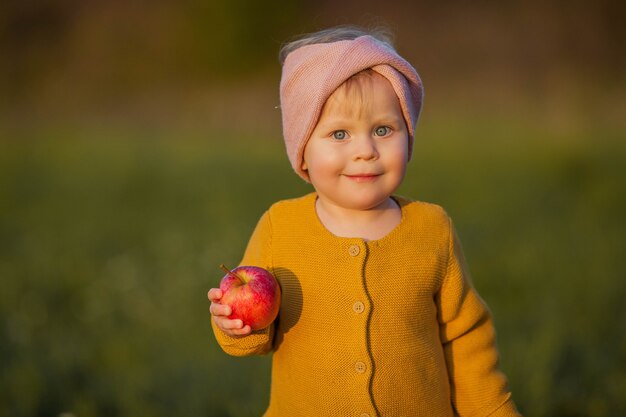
[217, 264, 281, 331]
[207, 287, 223, 303]
[214, 315, 252, 336]
[209, 287, 253, 336]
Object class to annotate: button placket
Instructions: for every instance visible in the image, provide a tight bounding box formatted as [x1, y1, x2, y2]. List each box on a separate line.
[348, 240, 370, 414]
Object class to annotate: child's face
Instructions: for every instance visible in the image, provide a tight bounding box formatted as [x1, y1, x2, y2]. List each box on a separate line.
[302, 73, 409, 211]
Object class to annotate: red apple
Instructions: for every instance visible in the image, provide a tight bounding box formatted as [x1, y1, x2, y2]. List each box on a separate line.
[218, 264, 281, 330]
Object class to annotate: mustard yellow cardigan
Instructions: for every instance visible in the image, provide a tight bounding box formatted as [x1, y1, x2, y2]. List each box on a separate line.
[212, 193, 520, 416]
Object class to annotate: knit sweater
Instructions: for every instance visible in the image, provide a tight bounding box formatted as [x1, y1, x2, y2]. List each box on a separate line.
[212, 193, 520, 416]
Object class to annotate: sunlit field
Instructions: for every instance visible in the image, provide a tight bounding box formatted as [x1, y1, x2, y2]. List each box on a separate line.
[1, 122, 625, 417]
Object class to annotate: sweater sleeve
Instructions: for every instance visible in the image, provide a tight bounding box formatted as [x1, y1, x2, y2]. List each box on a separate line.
[437, 218, 521, 417]
[211, 210, 276, 357]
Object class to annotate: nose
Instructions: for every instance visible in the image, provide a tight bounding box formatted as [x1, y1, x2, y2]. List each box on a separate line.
[352, 136, 379, 161]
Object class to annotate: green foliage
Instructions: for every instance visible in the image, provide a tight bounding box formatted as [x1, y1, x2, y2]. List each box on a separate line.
[0, 126, 624, 416]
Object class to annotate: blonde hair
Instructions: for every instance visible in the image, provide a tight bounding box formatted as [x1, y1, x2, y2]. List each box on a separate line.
[278, 25, 395, 65]
[322, 69, 387, 119]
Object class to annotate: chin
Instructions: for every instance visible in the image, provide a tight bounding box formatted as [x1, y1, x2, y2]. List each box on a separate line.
[343, 193, 393, 211]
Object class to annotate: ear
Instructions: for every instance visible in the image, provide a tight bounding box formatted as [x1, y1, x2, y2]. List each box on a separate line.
[301, 159, 308, 171]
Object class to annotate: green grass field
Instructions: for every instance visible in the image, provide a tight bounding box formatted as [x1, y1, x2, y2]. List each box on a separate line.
[1, 123, 625, 416]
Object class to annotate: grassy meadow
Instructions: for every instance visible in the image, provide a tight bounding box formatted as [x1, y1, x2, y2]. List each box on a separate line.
[1, 121, 625, 416]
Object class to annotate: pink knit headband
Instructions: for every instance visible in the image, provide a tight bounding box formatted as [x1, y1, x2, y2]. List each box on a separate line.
[280, 35, 424, 181]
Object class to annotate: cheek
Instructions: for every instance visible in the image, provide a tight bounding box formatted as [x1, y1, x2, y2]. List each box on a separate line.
[384, 137, 409, 163]
[382, 142, 409, 183]
[303, 145, 343, 176]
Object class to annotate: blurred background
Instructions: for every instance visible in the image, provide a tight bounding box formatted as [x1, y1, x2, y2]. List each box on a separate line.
[1, 1, 625, 416]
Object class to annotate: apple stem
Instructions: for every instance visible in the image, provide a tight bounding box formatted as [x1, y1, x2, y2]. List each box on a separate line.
[219, 264, 246, 282]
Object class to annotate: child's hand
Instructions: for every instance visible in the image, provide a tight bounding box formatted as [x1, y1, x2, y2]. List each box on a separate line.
[208, 288, 252, 337]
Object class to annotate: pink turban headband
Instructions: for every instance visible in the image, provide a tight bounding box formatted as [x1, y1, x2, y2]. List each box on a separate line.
[280, 35, 424, 181]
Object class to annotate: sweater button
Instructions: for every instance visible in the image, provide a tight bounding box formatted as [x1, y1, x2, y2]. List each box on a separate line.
[348, 245, 360, 256]
[355, 361, 366, 373]
[353, 301, 365, 314]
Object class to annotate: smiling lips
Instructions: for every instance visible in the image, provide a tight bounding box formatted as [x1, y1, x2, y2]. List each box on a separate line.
[344, 173, 382, 183]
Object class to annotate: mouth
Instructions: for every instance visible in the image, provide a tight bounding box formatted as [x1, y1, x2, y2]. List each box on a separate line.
[344, 173, 381, 183]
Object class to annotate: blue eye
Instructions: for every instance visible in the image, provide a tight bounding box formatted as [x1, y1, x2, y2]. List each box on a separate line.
[375, 126, 391, 136]
[332, 130, 347, 140]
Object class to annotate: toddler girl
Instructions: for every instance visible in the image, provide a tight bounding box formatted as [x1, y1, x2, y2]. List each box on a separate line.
[209, 26, 521, 416]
